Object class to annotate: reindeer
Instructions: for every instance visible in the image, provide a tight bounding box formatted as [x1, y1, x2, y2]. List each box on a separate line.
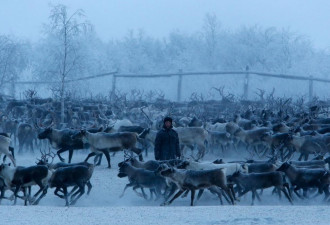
[36, 148, 94, 196]
[0, 133, 16, 167]
[160, 167, 234, 206]
[49, 165, 92, 206]
[174, 127, 208, 160]
[0, 163, 52, 205]
[276, 162, 329, 199]
[118, 162, 167, 200]
[17, 122, 36, 154]
[72, 130, 143, 168]
[227, 171, 293, 205]
[36, 123, 86, 163]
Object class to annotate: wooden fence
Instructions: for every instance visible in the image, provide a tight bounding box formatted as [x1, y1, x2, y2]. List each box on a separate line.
[13, 67, 330, 102]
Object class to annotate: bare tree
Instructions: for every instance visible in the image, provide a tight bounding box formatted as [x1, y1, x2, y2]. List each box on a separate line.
[0, 35, 29, 94]
[203, 13, 221, 69]
[38, 4, 91, 123]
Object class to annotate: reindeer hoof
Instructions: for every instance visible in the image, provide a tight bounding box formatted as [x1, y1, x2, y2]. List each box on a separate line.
[32, 200, 39, 205]
[160, 202, 168, 206]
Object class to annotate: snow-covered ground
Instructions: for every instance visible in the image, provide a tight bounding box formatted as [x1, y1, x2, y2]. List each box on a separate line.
[1, 150, 329, 225]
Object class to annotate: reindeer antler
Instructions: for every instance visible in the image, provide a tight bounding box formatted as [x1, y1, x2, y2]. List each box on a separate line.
[39, 148, 56, 164]
[123, 150, 132, 160]
[140, 106, 152, 126]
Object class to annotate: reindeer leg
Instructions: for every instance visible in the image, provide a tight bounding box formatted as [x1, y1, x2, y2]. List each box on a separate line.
[54, 188, 65, 199]
[57, 148, 68, 162]
[161, 189, 185, 206]
[120, 183, 135, 198]
[149, 189, 154, 201]
[280, 186, 293, 205]
[228, 184, 237, 201]
[251, 189, 256, 205]
[181, 190, 189, 198]
[70, 186, 82, 200]
[0, 186, 4, 204]
[86, 181, 92, 195]
[222, 186, 235, 205]
[24, 187, 28, 206]
[196, 189, 204, 201]
[84, 152, 97, 163]
[100, 149, 111, 168]
[208, 187, 223, 205]
[68, 149, 74, 163]
[70, 183, 85, 205]
[255, 190, 262, 202]
[132, 186, 147, 199]
[63, 187, 69, 206]
[32, 184, 48, 205]
[220, 189, 232, 205]
[69, 186, 79, 200]
[13, 185, 21, 205]
[140, 187, 148, 199]
[293, 187, 304, 199]
[94, 153, 102, 166]
[190, 190, 195, 206]
[164, 183, 177, 201]
[284, 183, 293, 200]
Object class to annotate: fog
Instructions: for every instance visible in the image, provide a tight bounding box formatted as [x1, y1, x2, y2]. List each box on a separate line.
[1, 1, 330, 101]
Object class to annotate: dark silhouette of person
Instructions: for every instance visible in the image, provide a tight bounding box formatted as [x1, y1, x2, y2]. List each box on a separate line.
[154, 117, 180, 160]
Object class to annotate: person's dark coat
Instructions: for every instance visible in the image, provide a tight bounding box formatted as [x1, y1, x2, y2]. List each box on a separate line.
[154, 126, 181, 161]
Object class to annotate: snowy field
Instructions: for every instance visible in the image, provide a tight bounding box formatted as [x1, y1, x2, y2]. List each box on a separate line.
[1, 150, 330, 225]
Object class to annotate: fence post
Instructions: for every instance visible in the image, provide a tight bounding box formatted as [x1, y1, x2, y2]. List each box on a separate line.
[177, 69, 183, 102]
[309, 75, 313, 102]
[243, 66, 250, 99]
[11, 82, 16, 99]
[111, 74, 117, 96]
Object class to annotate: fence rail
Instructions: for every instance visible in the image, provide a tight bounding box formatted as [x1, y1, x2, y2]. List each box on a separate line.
[12, 67, 330, 102]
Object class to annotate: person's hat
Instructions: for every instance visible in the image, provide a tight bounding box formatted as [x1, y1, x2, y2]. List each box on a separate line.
[163, 116, 172, 123]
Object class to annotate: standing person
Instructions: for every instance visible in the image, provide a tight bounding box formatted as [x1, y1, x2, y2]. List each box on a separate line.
[154, 116, 181, 160]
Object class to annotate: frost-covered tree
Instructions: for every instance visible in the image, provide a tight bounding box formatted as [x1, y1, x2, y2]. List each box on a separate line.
[0, 35, 29, 93]
[202, 13, 221, 69]
[34, 4, 91, 122]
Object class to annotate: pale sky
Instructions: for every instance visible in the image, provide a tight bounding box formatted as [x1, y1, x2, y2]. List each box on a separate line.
[1, 0, 330, 49]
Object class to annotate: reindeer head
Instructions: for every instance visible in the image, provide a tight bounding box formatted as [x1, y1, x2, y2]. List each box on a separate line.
[118, 158, 130, 168]
[37, 127, 53, 139]
[276, 162, 290, 172]
[227, 171, 242, 184]
[117, 162, 130, 178]
[71, 129, 87, 141]
[176, 161, 189, 169]
[160, 167, 175, 177]
[0, 163, 11, 173]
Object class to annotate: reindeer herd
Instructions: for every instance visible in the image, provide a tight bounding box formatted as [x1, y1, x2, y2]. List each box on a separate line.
[0, 94, 330, 206]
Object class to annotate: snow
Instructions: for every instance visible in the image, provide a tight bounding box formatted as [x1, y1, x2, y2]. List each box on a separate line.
[1, 205, 329, 225]
[1, 151, 330, 225]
